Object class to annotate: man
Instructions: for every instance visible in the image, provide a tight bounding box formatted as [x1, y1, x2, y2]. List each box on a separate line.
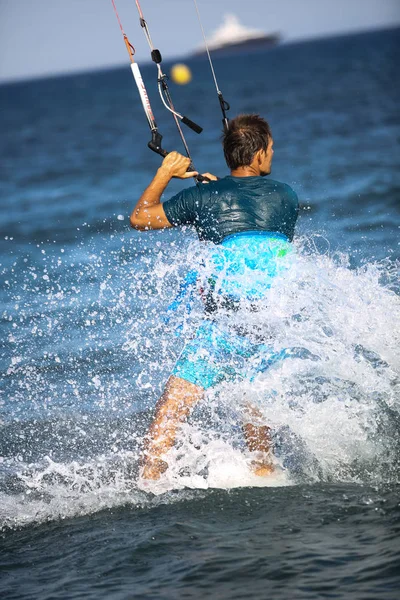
[130, 114, 299, 480]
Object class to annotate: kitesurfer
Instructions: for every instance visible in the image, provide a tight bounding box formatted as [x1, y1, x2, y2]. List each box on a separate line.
[130, 114, 299, 480]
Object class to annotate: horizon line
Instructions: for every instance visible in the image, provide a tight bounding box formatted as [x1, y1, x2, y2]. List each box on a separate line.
[0, 23, 398, 87]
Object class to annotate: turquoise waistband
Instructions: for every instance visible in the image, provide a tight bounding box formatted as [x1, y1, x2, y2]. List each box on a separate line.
[164, 231, 291, 328]
[221, 230, 289, 245]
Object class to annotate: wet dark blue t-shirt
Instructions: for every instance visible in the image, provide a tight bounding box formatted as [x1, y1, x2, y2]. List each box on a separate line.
[163, 175, 299, 244]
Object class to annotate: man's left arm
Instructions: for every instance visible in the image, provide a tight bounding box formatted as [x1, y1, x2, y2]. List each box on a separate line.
[130, 152, 198, 231]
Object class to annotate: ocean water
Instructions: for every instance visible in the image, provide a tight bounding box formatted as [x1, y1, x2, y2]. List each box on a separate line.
[1, 27, 399, 599]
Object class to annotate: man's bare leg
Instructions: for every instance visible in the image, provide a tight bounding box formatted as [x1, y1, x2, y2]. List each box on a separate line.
[243, 405, 274, 476]
[141, 375, 204, 480]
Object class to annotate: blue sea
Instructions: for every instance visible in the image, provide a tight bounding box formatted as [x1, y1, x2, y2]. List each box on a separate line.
[1, 27, 399, 599]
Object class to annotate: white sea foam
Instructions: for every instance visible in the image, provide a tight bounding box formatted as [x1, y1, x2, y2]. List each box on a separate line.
[1, 236, 399, 529]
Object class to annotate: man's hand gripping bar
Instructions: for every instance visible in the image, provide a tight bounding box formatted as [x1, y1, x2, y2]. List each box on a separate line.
[148, 131, 210, 183]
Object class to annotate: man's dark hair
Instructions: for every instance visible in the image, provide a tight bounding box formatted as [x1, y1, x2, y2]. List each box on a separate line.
[223, 114, 272, 170]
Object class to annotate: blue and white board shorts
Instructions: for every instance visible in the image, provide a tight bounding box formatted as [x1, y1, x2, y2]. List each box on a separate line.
[172, 232, 293, 390]
[172, 318, 289, 389]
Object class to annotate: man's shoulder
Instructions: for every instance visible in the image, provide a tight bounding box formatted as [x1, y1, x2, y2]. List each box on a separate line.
[164, 182, 201, 205]
[186, 178, 228, 201]
[162, 183, 203, 225]
[265, 178, 295, 192]
[209, 176, 298, 203]
[266, 178, 298, 202]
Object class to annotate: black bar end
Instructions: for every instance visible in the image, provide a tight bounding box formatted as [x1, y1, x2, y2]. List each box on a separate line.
[181, 116, 203, 134]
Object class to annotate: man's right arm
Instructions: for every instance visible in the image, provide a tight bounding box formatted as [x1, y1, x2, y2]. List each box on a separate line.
[130, 152, 198, 231]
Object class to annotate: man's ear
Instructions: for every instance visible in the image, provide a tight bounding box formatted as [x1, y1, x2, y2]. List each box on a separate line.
[257, 149, 266, 165]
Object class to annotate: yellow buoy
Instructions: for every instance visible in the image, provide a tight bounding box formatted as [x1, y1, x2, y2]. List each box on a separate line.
[170, 63, 192, 85]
